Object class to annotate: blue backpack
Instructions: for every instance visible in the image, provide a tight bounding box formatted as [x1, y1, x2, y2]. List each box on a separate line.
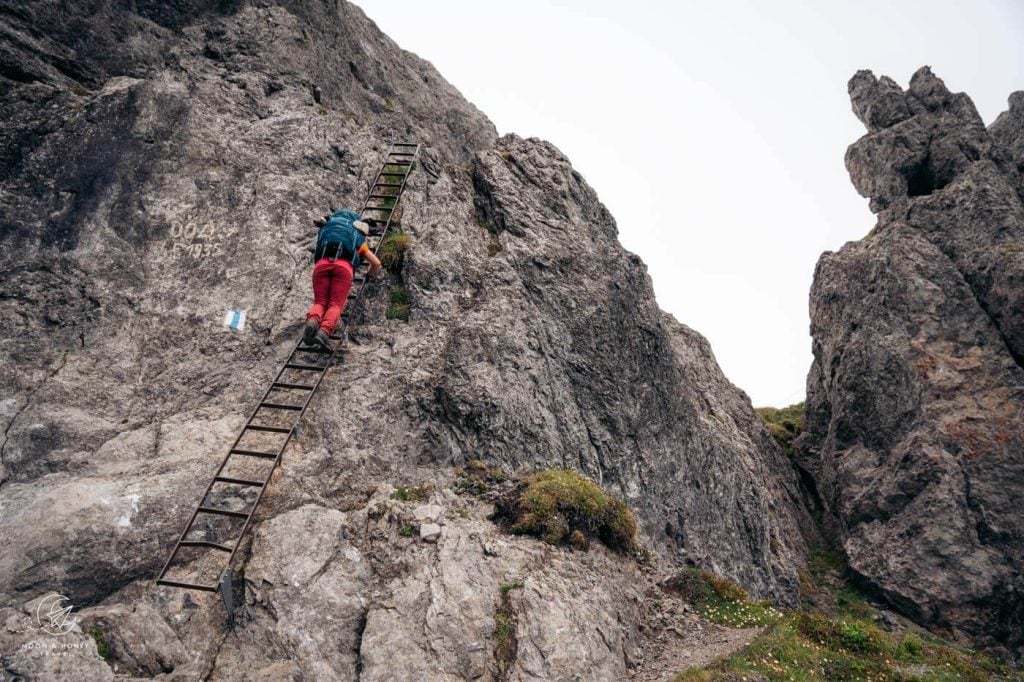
[314, 209, 366, 267]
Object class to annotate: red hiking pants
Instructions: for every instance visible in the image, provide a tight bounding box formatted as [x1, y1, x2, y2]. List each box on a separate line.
[306, 258, 354, 335]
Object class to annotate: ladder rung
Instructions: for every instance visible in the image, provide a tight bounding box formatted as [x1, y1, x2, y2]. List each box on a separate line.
[156, 579, 218, 592]
[392, 142, 418, 147]
[230, 448, 278, 459]
[383, 161, 412, 166]
[215, 475, 266, 487]
[388, 152, 416, 156]
[179, 540, 233, 552]
[197, 506, 249, 519]
[284, 363, 327, 371]
[294, 345, 333, 354]
[378, 172, 406, 177]
[245, 424, 292, 434]
[271, 382, 316, 390]
[368, 194, 398, 199]
[258, 401, 303, 411]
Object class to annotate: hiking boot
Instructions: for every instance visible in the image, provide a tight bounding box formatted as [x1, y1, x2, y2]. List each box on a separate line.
[314, 329, 332, 350]
[302, 319, 319, 345]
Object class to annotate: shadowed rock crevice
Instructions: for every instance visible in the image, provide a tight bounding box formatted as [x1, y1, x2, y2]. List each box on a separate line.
[904, 151, 947, 196]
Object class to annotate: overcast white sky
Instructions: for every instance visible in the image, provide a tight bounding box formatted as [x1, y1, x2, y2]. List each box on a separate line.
[355, 0, 1024, 406]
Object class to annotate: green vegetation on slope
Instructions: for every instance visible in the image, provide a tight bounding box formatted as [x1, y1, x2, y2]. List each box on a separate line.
[672, 553, 1012, 681]
[755, 402, 805, 458]
[667, 569, 783, 629]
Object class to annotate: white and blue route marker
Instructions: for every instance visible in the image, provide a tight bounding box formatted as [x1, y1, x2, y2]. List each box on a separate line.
[223, 309, 247, 332]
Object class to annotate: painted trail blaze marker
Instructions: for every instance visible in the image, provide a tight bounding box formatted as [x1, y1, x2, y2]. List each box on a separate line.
[223, 309, 247, 331]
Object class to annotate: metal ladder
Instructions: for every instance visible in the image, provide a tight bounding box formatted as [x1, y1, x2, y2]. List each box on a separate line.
[155, 142, 421, 612]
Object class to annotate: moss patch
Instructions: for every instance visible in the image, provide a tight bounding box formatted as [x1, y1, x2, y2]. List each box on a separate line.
[755, 402, 805, 457]
[494, 469, 639, 555]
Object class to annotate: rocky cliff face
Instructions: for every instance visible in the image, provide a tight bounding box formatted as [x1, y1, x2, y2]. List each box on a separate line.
[0, 1, 811, 678]
[799, 67, 1024, 660]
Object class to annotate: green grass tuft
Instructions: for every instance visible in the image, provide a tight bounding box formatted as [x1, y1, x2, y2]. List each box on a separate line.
[499, 469, 639, 555]
[378, 231, 411, 271]
[391, 482, 432, 502]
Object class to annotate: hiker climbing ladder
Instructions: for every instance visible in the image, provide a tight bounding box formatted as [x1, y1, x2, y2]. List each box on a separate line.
[155, 143, 421, 606]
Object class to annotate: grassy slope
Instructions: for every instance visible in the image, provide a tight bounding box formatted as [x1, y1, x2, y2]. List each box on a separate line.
[671, 550, 1016, 681]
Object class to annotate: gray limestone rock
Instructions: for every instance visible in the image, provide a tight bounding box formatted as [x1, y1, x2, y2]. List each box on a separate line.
[848, 70, 911, 132]
[0, 1, 813, 678]
[419, 522, 442, 542]
[800, 67, 1024, 661]
[990, 90, 1024, 201]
